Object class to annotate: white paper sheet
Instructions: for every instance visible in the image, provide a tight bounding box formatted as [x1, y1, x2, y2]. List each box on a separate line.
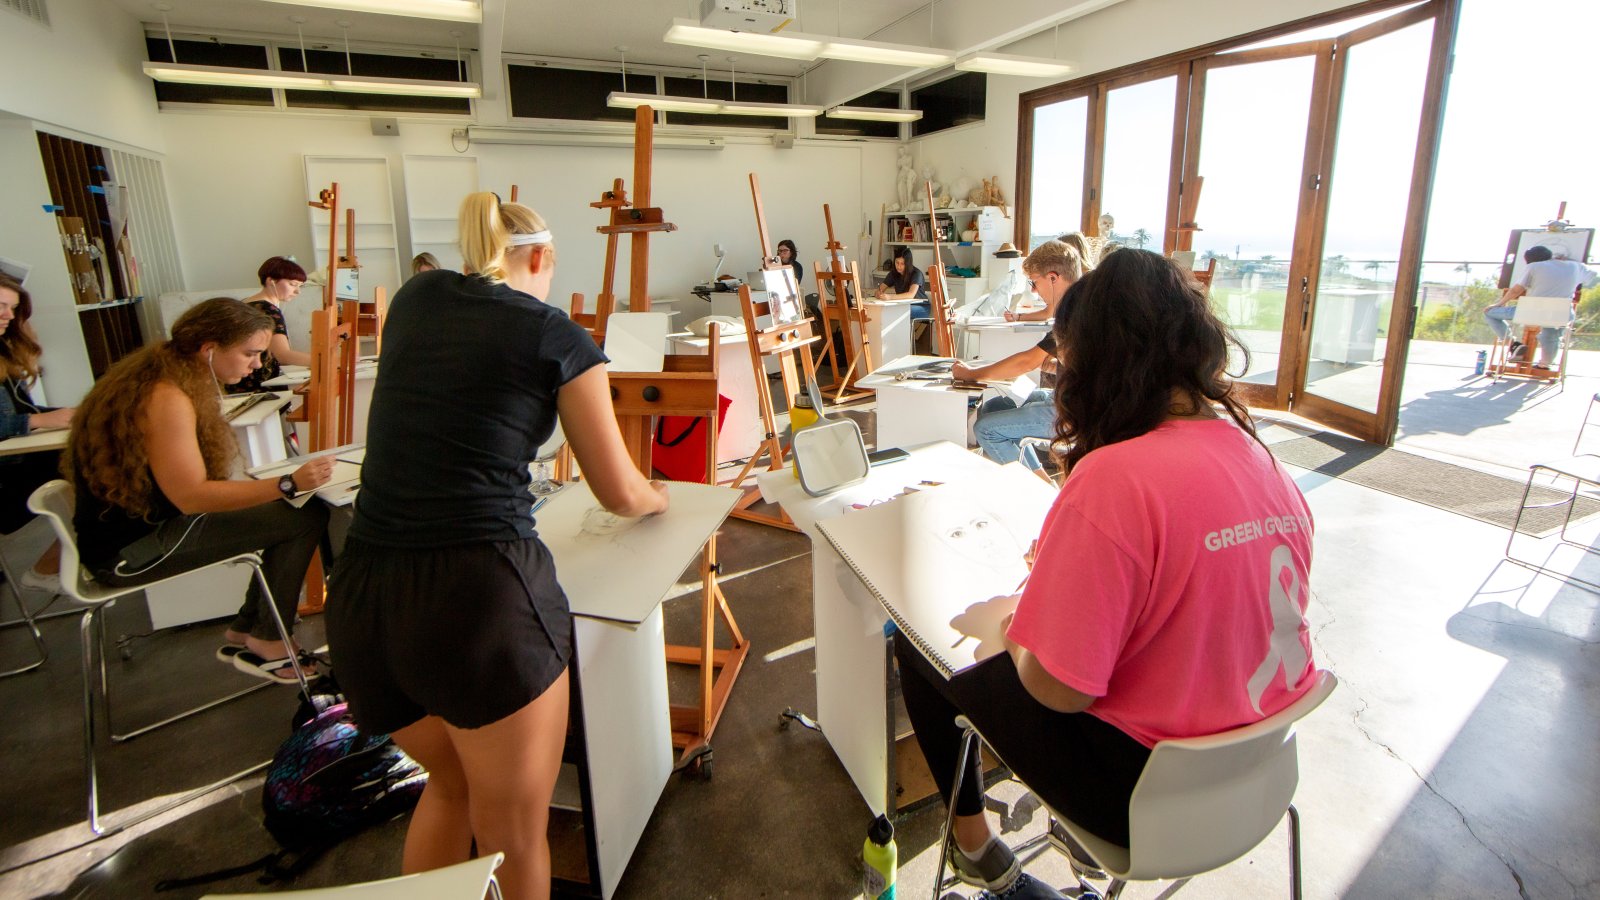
[603, 312, 671, 373]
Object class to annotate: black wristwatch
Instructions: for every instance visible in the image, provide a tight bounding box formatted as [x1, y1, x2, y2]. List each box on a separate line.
[277, 474, 298, 499]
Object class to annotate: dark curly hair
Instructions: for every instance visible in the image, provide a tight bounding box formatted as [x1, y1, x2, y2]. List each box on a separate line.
[1050, 249, 1259, 470]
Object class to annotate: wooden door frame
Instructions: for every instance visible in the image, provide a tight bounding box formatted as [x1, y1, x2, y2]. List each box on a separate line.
[1288, 0, 1460, 443]
[1014, 84, 1097, 253]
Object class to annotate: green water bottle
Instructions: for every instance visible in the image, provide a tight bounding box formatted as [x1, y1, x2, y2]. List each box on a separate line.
[863, 814, 897, 899]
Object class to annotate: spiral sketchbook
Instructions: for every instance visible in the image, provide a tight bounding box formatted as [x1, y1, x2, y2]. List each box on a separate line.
[816, 464, 1059, 678]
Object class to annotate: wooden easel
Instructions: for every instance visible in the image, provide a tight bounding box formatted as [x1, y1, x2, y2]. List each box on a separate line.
[811, 203, 874, 403]
[721, 173, 818, 533]
[923, 181, 956, 357]
[574, 107, 747, 770]
[1171, 176, 1218, 290]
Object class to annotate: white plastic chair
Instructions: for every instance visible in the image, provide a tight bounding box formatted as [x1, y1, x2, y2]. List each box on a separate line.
[1491, 296, 1574, 384]
[0, 517, 56, 677]
[27, 480, 312, 835]
[202, 854, 504, 899]
[936, 670, 1338, 900]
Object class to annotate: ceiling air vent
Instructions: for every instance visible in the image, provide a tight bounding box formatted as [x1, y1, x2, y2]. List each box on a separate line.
[2, 0, 49, 27]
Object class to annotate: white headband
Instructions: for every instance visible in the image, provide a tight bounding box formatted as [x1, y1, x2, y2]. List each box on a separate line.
[508, 230, 553, 246]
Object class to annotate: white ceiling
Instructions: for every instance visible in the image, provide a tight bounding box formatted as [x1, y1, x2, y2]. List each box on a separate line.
[111, 0, 939, 77]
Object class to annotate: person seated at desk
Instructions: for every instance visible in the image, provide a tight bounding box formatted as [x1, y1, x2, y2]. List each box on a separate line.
[876, 246, 930, 320]
[230, 256, 311, 394]
[1484, 244, 1596, 370]
[0, 273, 75, 593]
[956, 243, 1084, 464]
[66, 299, 336, 682]
[325, 192, 669, 900]
[411, 251, 442, 276]
[900, 249, 1317, 900]
[1005, 239, 1084, 323]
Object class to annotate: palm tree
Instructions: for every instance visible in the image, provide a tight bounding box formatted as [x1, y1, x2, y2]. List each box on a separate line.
[1363, 260, 1383, 281]
[1325, 254, 1349, 277]
[1132, 228, 1152, 249]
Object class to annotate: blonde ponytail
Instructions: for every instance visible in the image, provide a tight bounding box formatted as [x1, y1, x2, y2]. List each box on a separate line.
[458, 191, 552, 284]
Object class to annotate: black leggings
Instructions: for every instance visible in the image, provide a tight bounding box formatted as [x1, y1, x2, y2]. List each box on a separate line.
[895, 632, 1151, 846]
[92, 502, 330, 642]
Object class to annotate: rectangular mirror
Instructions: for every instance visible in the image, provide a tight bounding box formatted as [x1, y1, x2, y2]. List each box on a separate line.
[793, 419, 870, 497]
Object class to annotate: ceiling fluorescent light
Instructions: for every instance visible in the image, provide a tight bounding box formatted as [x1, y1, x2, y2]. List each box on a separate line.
[260, 0, 482, 24]
[466, 128, 724, 151]
[819, 37, 952, 67]
[719, 101, 823, 118]
[954, 53, 1074, 78]
[663, 19, 822, 60]
[826, 106, 922, 122]
[328, 75, 481, 97]
[606, 92, 725, 114]
[144, 62, 482, 98]
[143, 62, 332, 90]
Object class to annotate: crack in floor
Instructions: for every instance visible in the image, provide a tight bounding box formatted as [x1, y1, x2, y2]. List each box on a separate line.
[1345, 688, 1533, 900]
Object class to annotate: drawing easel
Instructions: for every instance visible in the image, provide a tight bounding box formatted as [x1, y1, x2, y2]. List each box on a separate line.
[722, 173, 820, 533]
[1488, 205, 1591, 384]
[812, 203, 874, 403]
[576, 106, 746, 772]
[1170, 175, 1218, 290]
[923, 181, 956, 357]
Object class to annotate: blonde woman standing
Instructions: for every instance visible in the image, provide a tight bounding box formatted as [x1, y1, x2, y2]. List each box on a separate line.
[326, 193, 667, 899]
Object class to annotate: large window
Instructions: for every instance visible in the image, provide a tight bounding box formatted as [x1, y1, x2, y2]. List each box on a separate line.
[145, 38, 273, 107]
[815, 89, 903, 139]
[662, 75, 788, 130]
[278, 47, 471, 114]
[1026, 94, 1088, 247]
[507, 64, 638, 123]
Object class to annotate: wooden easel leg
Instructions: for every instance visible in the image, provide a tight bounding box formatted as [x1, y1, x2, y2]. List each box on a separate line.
[665, 535, 750, 769]
[297, 550, 325, 616]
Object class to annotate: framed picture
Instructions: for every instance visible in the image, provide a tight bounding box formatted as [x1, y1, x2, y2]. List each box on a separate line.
[759, 267, 805, 326]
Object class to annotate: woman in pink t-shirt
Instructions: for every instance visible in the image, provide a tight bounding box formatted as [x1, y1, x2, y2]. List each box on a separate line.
[900, 249, 1316, 900]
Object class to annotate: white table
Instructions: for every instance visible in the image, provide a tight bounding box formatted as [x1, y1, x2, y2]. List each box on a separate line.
[0, 427, 67, 458]
[956, 320, 1051, 364]
[862, 299, 917, 363]
[857, 355, 979, 451]
[758, 442, 998, 815]
[668, 331, 762, 464]
[227, 393, 294, 469]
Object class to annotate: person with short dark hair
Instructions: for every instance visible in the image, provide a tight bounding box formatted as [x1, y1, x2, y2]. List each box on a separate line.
[776, 239, 804, 284]
[230, 256, 309, 394]
[1485, 245, 1596, 368]
[901, 250, 1317, 900]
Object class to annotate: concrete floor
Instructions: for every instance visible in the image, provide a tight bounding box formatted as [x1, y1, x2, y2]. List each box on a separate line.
[0, 390, 1596, 898]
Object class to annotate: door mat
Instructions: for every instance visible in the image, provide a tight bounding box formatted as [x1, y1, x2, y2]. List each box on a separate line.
[1270, 432, 1600, 537]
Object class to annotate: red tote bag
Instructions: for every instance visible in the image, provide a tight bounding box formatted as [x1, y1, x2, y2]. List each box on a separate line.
[651, 393, 732, 483]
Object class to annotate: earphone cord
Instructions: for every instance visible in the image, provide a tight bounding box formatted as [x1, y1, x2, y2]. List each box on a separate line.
[113, 513, 209, 578]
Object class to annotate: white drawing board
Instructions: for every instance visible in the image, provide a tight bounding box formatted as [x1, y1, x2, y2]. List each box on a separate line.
[603, 312, 671, 373]
[1504, 228, 1594, 287]
[816, 463, 1058, 677]
[537, 479, 740, 625]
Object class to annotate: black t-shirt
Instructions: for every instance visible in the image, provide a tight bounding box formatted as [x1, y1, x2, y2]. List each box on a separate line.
[789, 259, 805, 284]
[349, 270, 606, 548]
[1035, 331, 1056, 355]
[74, 467, 182, 572]
[883, 265, 928, 299]
[229, 300, 287, 394]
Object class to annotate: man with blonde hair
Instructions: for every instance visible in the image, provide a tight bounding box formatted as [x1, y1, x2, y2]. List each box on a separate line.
[1006, 240, 1084, 322]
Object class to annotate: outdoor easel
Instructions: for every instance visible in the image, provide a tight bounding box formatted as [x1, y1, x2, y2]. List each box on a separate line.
[923, 181, 956, 357]
[575, 106, 746, 771]
[1171, 176, 1218, 290]
[811, 203, 874, 403]
[722, 173, 819, 533]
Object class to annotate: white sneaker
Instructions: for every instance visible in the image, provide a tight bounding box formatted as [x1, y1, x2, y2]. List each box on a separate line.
[18, 568, 61, 596]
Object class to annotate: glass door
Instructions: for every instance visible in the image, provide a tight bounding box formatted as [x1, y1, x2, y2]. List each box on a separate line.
[1292, 6, 1453, 441]
[1096, 71, 1184, 254]
[1182, 44, 1326, 409]
[1024, 92, 1090, 248]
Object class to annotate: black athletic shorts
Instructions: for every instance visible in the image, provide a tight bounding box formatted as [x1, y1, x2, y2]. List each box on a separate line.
[325, 536, 573, 734]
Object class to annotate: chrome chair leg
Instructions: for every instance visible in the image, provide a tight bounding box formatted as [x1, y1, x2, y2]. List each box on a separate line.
[0, 539, 47, 678]
[248, 559, 311, 694]
[1288, 803, 1302, 900]
[81, 607, 103, 834]
[933, 717, 981, 900]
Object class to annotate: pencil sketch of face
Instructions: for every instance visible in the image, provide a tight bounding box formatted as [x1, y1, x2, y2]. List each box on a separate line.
[580, 506, 641, 538]
[925, 493, 1024, 566]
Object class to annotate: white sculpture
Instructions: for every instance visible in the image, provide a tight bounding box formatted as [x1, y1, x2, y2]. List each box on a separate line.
[920, 164, 944, 207]
[896, 145, 917, 212]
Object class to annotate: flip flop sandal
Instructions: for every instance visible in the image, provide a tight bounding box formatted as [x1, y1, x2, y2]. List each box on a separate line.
[215, 644, 247, 664]
[233, 650, 320, 684]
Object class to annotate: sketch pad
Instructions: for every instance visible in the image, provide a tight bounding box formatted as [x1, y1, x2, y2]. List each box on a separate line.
[817, 464, 1058, 678]
[537, 479, 739, 625]
[604, 312, 671, 373]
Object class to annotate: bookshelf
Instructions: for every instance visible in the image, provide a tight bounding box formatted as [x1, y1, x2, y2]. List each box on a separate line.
[876, 206, 1013, 305]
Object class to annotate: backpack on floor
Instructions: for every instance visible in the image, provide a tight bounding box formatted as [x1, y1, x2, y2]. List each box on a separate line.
[155, 695, 426, 891]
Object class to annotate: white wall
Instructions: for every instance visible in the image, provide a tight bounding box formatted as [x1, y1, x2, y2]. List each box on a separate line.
[0, 0, 164, 153]
[159, 111, 897, 318]
[0, 118, 98, 405]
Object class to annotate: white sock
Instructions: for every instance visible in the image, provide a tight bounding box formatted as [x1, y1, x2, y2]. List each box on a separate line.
[959, 834, 997, 862]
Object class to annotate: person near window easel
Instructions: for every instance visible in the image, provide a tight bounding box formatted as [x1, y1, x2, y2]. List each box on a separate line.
[1485, 244, 1595, 371]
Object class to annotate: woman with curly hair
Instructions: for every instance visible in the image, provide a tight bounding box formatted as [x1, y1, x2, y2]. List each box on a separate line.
[66, 298, 336, 682]
[897, 250, 1316, 900]
[0, 272, 75, 591]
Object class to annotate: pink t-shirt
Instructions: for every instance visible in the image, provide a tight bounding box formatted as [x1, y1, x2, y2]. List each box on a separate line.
[1007, 418, 1315, 748]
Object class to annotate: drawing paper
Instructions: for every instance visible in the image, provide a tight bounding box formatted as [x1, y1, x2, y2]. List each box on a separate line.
[817, 464, 1058, 678]
[604, 312, 671, 373]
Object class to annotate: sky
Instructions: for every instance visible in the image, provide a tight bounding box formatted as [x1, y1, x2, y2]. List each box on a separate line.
[1027, 0, 1600, 271]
